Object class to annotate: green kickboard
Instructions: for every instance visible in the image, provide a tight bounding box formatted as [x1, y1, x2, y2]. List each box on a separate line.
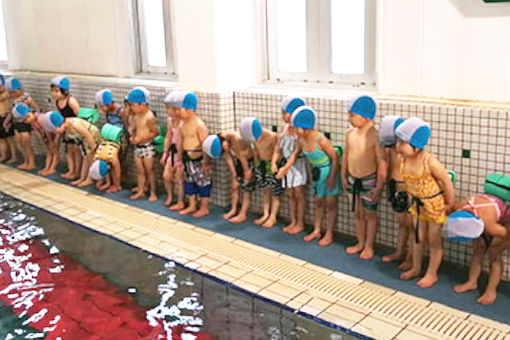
[484, 173, 510, 201]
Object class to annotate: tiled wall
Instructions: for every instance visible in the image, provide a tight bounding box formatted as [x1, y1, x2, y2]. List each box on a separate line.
[13, 73, 510, 280]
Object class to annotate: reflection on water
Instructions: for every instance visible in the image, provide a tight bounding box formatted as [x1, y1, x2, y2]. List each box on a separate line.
[0, 194, 361, 340]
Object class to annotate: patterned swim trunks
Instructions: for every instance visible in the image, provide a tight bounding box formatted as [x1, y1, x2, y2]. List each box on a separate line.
[134, 142, 155, 158]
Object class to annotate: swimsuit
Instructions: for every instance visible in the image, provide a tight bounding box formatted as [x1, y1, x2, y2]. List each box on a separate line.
[401, 154, 446, 242]
[134, 142, 156, 159]
[302, 134, 341, 198]
[106, 107, 124, 127]
[166, 119, 182, 168]
[229, 150, 256, 192]
[254, 159, 283, 196]
[463, 194, 510, 225]
[388, 179, 410, 213]
[182, 150, 212, 198]
[279, 133, 307, 188]
[67, 120, 100, 156]
[57, 96, 79, 146]
[348, 172, 378, 211]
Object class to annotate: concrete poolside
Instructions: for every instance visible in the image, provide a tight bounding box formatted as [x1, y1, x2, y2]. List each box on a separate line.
[0, 164, 509, 340]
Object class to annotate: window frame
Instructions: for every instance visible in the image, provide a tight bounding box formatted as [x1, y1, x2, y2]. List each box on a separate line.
[134, 0, 176, 76]
[265, 0, 376, 87]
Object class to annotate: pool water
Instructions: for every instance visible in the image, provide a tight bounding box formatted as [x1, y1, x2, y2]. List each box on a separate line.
[0, 194, 364, 340]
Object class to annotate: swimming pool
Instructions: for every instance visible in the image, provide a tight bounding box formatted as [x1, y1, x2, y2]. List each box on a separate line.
[0, 193, 366, 340]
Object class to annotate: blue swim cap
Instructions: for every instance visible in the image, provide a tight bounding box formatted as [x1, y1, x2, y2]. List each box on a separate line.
[291, 106, 316, 130]
[42, 111, 64, 132]
[51, 76, 70, 91]
[281, 96, 306, 114]
[127, 86, 150, 104]
[6, 77, 22, 91]
[202, 135, 223, 158]
[239, 117, 263, 142]
[348, 95, 376, 120]
[173, 91, 197, 111]
[12, 103, 30, 119]
[379, 115, 404, 147]
[89, 159, 110, 181]
[95, 89, 114, 106]
[444, 211, 484, 242]
[395, 117, 430, 149]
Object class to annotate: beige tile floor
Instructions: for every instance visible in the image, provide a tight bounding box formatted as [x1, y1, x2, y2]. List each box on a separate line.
[0, 165, 509, 340]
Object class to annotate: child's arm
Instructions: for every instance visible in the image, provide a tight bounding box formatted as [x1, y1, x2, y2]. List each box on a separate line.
[25, 96, 41, 112]
[276, 142, 301, 180]
[3, 112, 11, 128]
[160, 119, 173, 165]
[429, 156, 455, 212]
[341, 130, 351, 190]
[68, 97, 80, 115]
[372, 142, 388, 202]
[238, 155, 252, 181]
[271, 125, 286, 173]
[318, 134, 338, 190]
[197, 122, 211, 173]
[223, 152, 237, 179]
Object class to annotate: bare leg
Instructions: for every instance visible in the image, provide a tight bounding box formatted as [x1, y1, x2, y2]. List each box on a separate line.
[289, 186, 306, 234]
[346, 197, 366, 255]
[169, 168, 185, 210]
[255, 188, 271, 225]
[304, 197, 323, 242]
[163, 164, 174, 206]
[383, 212, 412, 262]
[72, 153, 93, 186]
[130, 157, 146, 200]
[224, 178, 239, 219]
[262, 195, 280, 228]
[230, 190, 251, 224]
[71, 146, 83, 179]
[193, 197, 210, 218]
[359, 210, 377, 260]
[5, 137, 17, 163]
[318, 195, 338, 246]
[485, 222, 507, 239]
[454, 239, 485, 293]
[401, 217, 423, 280]
[180, 195, 197, 215]
[46, 142, 60, 175]
[106, 158, 122, 193]
[417, 222, 443, 288]
[143, 157, 157, 202]
[478, 248, 504, 305]
[0, 139, 7, 162]
[61, 143, 75, 179]
[283, 189, 297, 232]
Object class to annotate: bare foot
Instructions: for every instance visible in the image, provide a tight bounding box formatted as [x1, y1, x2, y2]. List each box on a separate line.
[6, 157, 17, 164]
[417, 274, 438, 288]
[24, 163, 36, 171]
[454, 281, 477, 294]
[106, 186, 121, 193]
[0, 157, 6, 163]
[130, 191, 145, 200]
[164, 196, 173, 206]
[398, 260, 412, 271]
[193, 208, 210, 218]
[97, 183, 109, 191]
[170, 201, 185, 211]
[44, 168, 57, 176]
[262, 218, 277, 228]
[382, 252, 403, 263]
[477, 291, 497, 305]
[346, 243, 364, 255]
[38, 168, 49, 175]
[223, 209, 237, 220]
[282, 223, 296, 233]
[359, 248, 374, 260]
[318, 234, 333, 247]
[303, 231, 321, 242]
[400, 269, 420, 281]
[229, 215, 247, 224]
[254, 214, 269, 225]
[61, 172, 74, 179]
[77, 180, 93, 187]
[179, 206, 197, 215]
[17, 163, 28, 170]
[70, 179, 83, 186]
[287, 225, 304, 235]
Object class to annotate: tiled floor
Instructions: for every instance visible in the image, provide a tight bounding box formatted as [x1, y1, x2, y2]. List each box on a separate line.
[0, 165, 509, 340]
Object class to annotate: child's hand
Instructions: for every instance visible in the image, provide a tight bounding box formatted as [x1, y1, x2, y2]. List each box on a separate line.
[132, 136, 141, 144]
[276, 167, 287, 180]
[370, 186, 383, 202]
[160, 152, 168, 165]
[271, 162, 278, 174]
[203, 162, 211, 174]
[244, 168, 253, 181]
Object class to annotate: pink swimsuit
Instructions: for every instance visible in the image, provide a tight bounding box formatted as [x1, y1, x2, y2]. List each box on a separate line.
[464, 194, 510, 225]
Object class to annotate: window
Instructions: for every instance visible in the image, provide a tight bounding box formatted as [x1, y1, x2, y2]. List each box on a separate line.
[0, 0, 8, 62]
[266, 0, 375, 86]
[135, 0, 175, 75]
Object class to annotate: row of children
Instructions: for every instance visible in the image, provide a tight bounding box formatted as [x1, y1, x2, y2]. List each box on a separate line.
[201, 95, 510, 304]
[2, 75, 509, 304]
